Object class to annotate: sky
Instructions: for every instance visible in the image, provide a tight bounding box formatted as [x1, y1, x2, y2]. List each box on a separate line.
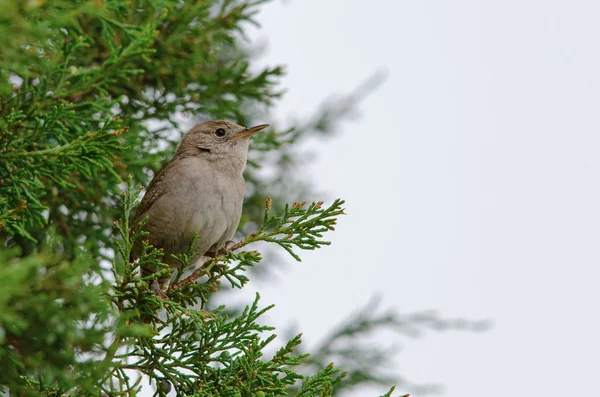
[239, 1, 600, 396]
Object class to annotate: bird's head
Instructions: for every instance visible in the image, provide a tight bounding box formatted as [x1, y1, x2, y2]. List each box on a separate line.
[177, 120, 269, 160]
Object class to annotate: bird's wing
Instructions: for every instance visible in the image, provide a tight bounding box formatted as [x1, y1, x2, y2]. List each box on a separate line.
[130, 158, 185, 263]
[132, 158, 179, 228]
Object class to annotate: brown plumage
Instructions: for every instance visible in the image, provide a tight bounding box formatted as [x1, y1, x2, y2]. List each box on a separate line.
[130, 120, 269, 293]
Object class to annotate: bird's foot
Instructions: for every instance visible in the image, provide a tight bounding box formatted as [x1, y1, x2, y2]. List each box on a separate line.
[150, 280, 169, 300]
[215, 240, 235, 256]
[206, 241, 235, 258]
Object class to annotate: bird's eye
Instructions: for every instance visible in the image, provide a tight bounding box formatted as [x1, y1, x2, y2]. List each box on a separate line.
[215, 128, 226, 137]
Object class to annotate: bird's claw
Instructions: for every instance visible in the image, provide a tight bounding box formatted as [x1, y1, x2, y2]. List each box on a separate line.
[150, 280, 169, 300]
[207, 240, 236, 258]
[217, 240, 235, 255]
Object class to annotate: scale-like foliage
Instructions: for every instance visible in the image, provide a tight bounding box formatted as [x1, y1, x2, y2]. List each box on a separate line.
[0, 0, 284, 256]
[0, 0, 395, 395]
[0, 248, 114, 394]
[0, 1, 483, 396]
[100, 179, 352, 396]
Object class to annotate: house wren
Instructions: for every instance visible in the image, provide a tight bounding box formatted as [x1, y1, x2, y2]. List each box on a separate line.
[130, 120, 269, 293]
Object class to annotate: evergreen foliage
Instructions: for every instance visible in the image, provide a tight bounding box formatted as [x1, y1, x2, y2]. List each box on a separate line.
[0, 1, 483, 396]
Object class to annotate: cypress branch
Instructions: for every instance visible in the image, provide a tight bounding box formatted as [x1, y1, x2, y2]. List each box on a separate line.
[0, 1, 475, 395]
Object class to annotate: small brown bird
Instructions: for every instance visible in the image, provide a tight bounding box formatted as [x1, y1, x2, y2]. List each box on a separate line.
[130, 120, 269, 293]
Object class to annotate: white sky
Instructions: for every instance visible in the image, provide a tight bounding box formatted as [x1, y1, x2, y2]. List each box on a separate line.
[242, 1, 600, 396]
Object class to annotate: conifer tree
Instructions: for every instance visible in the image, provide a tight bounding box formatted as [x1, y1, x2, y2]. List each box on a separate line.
[0, 1, 484, 396]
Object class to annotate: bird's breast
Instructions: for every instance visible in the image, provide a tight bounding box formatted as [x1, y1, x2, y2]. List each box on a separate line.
[178, 158, 245, 251]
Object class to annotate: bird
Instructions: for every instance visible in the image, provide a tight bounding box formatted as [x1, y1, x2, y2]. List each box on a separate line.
[129, 120, 269, 294]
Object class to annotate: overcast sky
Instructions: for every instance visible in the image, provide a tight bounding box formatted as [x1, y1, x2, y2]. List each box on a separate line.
[242, 1, 600, 396]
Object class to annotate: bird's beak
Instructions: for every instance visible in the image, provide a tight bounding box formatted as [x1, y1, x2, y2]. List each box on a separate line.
[230, 124, 270, 140]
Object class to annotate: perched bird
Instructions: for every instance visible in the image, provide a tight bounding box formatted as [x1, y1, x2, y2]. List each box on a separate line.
[130, 120, 269, 293]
